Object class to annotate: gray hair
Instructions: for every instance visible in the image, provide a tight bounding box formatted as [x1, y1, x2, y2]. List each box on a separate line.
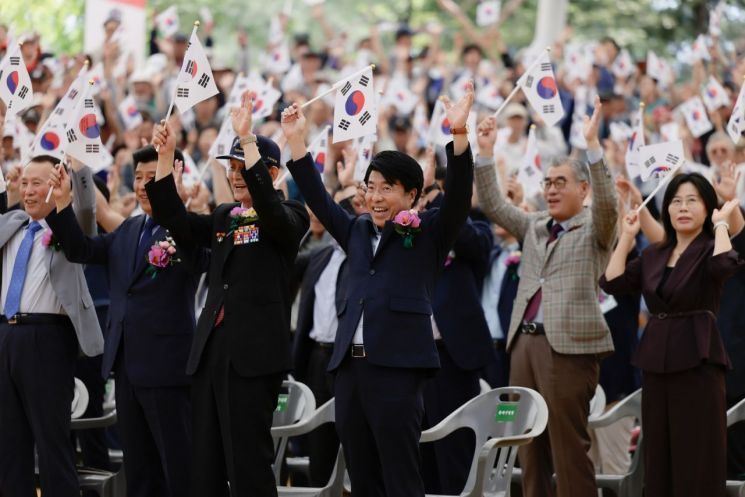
[548, 156, 590, 183]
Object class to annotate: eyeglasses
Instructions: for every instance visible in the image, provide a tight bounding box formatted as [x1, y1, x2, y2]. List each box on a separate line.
[362, 184, 396, 196]
[541, 177, 568, 191]
[669, 197, 700, 208]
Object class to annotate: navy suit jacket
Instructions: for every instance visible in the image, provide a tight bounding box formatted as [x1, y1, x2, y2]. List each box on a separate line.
[47, 205, 207, 387]
[429, 195, 495, 371]
[292, 245, 348, 381]
[287, 142, 474, 372]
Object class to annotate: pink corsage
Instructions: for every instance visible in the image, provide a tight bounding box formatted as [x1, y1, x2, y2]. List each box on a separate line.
[393, 209, 422, 249]
[41, 229, 62, 251]
[224, 206, 259, 242]
[504, 250, 522, 281]
[145, 235, 181, 278]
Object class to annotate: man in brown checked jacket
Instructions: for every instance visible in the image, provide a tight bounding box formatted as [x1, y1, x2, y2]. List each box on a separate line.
[474, 96, 617, 497]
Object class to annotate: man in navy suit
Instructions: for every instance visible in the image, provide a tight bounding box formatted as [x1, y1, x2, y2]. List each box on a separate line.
[420, 193, 494, 494]
[282, 82, 476, 497]
[47, 146, 206, 497]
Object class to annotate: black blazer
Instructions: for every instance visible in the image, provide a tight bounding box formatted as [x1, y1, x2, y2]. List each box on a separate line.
[292, 245, 348, 381]
[429, 196, 495, 370]
[600, 230, 745, 373]
[46, 205, 207, 387]
[287, 142, 474, 372]
[147, 160, 309, 377]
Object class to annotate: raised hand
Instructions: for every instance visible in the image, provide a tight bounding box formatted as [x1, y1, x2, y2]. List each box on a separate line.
[714, 160, 740, 202]
[476, 116, 498, 155]
[712, 198, 739, 225]
[48, 163, 72, 209]
[441, 80, 474, 130]
[583, 94, 603, 150]
[172, 159, 189, 203]
[152, 120, 176, 156]
[622, 208, 641, 238]
[336, 144, 358, 188]
[231, 91, 254, 138]
[506, 175, 524, 205]
[615, 175, 643, 206]
[280, 103, 307, 143]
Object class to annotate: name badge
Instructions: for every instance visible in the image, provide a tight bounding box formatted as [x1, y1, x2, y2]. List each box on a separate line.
[234, 224, 260, 245]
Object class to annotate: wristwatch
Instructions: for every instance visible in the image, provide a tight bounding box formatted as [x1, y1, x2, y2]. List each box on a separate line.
[450, 125, 469, 135]
[239, 134, 258, 146]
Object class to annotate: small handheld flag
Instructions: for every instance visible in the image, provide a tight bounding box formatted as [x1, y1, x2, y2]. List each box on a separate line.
[517, 125, 544, 197]
[679, 96, 713, 138]
[308, 125, 330, 173]
[701, 76, 730, 112]
[65, 80, 108, 171]
[156, 6, 180, 38]
[638, 139, 685, 183]
[727, 78, 745, 146]
[1, 43, 34, 129]
[331, 66, 377, 143]
[625, 104, 645, 180]
[118, 95, 143, 130]
[173, 22, 219, 114]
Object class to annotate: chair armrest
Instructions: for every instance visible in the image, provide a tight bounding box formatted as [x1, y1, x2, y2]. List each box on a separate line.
[588, 389, 642, 429]
[420, 415, 465, 443]
[71, 409, 117, 430]
[271, 398, 334, 437]
[727, 397, 745, 427]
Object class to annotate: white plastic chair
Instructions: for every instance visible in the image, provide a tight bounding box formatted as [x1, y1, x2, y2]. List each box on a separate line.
[588, 389, 643, 497]
[726, 398, 745, 497]
[420, 386, 548, 497]
[271, 379, 317, 485]
[71, 378, 90, 419]
[272, 398, 345, 497]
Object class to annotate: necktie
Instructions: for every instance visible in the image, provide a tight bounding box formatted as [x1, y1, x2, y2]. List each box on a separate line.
[522, 223, 564, 323]
[134, 217, 157, 272]
[4, 221, 43, 318]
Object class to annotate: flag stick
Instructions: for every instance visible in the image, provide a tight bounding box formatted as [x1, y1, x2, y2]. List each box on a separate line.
[635, 160, 684, 213]
[300, 64, 375, 110]
[493, 46, 552, 119]
[46, 159, 68, 203]
[156, 21, 200, 152]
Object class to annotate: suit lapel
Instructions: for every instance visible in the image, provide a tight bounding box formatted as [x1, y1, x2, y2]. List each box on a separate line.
[658, 232, 709, 305]
[544, 210, 588, 262]
[372, 221, 395, 260]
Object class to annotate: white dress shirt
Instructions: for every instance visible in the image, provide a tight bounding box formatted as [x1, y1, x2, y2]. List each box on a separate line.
[351, 229, 382, 345]
[1, 219, 64, 315]
[481, 242, 520, 339]
[309, 244, 347, 344]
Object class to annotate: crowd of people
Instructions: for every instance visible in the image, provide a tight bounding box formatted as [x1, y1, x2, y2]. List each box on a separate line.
[2, 1, 745, 496]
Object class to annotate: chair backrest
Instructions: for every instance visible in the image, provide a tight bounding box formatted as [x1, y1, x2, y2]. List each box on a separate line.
[421, 386, 548, 495]
[589, 384, 607, 421]
[71, 378, 89, 420]
[271, 379, 317, 485]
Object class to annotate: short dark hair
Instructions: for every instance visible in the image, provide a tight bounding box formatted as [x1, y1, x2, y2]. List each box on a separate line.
[461, 43, 484, 58]
[132, 145, 184, 171]
[364, 150, 423, 204]
[600, 36, 620, 53]
[659, 173, 718, 248]
[28, 154, 59, 166]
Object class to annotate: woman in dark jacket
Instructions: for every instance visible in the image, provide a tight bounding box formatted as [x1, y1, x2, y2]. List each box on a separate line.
[601, 173, 745, 497]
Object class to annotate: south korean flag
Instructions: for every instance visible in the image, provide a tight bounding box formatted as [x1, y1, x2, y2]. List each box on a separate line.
[333, 66, 377, 143]
[173, 27, 219, 113]
[517, 51, 565, 127]
[0, 43, 34, 127]
[65, 81, 108, 171]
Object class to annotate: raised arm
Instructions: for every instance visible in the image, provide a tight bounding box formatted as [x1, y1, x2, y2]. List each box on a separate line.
[68, 158, 97, 237]
[584, 95, 618, 250]
[281, 103, 355, 251]
[46, 164, 112, 265]
[616, 175, 664, 243]
[428, 82, 476, 251]
[473, 116, 532, 242]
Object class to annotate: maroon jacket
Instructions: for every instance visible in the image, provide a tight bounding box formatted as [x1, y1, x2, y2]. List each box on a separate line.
[600, 230, 745, 374]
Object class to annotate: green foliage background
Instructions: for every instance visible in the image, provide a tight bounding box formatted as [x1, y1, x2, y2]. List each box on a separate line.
[3, 0, 745, 61]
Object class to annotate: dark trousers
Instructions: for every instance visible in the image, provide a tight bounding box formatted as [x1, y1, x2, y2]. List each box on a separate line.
[0, 321, 79, 497]
[190, 326, 284, 497]
[421, 343, 479, 494]
[74, 305, 112, 472]
[643, 364, 727, 497]
[482, 340, 510, 388]
[510, 334, 599, 497]
[114, 352, 192, 497]
[305, 343, 339, 486]
[334, 356, 426, 497]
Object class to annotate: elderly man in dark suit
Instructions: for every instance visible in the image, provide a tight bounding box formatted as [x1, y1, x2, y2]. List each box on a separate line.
[148, 92, 309, 496]
[282, 82, 476, 497]
[47, 146, 207, 497]
[0, 155, 104, 497]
